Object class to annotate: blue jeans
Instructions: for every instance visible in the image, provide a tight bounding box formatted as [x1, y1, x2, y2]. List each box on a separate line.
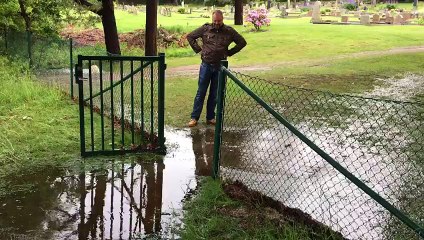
[191, 62, 220, 121]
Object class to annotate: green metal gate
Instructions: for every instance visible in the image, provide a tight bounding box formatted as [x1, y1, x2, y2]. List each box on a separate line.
[75, 54, 166, 156]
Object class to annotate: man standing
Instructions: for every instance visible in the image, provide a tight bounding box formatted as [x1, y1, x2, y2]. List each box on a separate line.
[187, 10, 247, 127]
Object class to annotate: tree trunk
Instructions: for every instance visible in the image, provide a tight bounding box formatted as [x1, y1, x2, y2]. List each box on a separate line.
[145, 0, 158, 56]
[267, 0, 271, 9]
[18, 0, 31, 31]
[74, 0, 121, 55]
[101, 0, 121, 55]
[234, 0, 243, 25]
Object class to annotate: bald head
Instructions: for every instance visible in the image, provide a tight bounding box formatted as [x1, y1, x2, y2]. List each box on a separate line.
[212, 10, 224, 29]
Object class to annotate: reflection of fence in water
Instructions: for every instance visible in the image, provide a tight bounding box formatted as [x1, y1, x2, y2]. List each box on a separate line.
[218, 70, 424, 239]
[77, 160, 164, 239]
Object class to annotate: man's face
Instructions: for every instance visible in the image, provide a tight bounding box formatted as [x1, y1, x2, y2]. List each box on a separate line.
[212, 13, 224, 29]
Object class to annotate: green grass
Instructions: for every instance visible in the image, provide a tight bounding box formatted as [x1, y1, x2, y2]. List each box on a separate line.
[0, 57, 81, 198]
[165, 52, 424, 127]
[181, 177, 318, 240]
[256, 52, 424, 93]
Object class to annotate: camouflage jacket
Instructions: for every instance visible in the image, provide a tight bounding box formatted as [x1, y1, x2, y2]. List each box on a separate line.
[187, 23, 247, 65]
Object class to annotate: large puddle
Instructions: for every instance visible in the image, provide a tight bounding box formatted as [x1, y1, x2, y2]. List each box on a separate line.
[0, 128, 214, 239]
[28, 71, 423, 239]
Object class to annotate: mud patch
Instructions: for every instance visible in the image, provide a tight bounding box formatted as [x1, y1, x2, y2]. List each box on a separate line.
[223, 181, 346, 240]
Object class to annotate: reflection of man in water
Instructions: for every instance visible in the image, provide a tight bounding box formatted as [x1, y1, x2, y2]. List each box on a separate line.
[191, 128, 215, 176]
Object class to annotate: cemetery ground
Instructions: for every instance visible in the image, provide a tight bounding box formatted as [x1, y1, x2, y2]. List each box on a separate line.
[1, 7, 424, 239]
[0, 56, 339, 239]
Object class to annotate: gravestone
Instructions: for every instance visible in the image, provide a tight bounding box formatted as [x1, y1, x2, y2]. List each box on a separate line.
[181, 0, 184, 8]
[311, 1, 322, 22]
[372, 14, 380, 23]
[385, 16, 394, 24]
[341, 15, 349, 22]
[360, 14, 371, 24]
[401, 11, 411, 21]
[281, 7, 288, 18]
[394, 15, 403, 24]
[335, 11, 341, 17]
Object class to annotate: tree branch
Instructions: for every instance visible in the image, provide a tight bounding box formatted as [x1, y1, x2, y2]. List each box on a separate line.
[73, 0, 103, 16]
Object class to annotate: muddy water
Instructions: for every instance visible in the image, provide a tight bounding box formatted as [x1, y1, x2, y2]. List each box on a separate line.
[219, 118, 423, 239]
[0, 128, 214, 240]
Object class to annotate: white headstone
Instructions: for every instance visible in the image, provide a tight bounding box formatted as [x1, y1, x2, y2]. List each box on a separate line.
[360, 14, 371, 24]
[372, 14, 380, 23]
[311, 1, 322, 22]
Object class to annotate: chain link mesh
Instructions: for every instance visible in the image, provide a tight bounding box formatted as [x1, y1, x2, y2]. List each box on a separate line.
[219, 70, 424, 239]
[0, 29, 70, 70]
[80, 59, 159, 152]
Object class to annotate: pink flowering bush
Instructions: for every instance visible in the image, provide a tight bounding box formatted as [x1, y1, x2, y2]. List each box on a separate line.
[245, 8, 271, 31]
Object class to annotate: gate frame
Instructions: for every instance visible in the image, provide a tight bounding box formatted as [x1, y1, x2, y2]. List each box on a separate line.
[75, 54, 166, 157]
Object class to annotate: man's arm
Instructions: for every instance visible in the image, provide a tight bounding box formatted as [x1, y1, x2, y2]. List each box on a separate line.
[228, 29, 247, 57]
[186, 25, 205, 54]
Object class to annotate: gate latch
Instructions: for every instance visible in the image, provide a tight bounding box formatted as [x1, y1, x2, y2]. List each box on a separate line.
[74, 64, 87, 84]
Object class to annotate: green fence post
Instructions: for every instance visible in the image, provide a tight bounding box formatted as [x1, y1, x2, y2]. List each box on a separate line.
[27, 30, 32, 68]
[158, 53, 166, 153]
[213, 60, 228, 179]
[70, 38, 74, 99]
[76, 55, 86, 156]
[4, 28, 7, 52]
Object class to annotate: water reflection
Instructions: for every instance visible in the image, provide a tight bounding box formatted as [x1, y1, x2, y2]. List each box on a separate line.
[74, 159, 164, 240]
[191, 128, 214, 176]
[0, 129, 205, 239]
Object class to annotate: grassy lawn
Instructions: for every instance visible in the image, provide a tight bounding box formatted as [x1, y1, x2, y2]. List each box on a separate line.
[103, 10, 424, 68]
[165, 52, 424, 127]
[0, 57, 81, 198]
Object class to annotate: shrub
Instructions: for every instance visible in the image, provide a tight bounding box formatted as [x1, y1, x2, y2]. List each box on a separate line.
[177, 8, 186, 14]
[386, 4, 396, 10]
[245, 8, 271, 31]
[325, 8, 331, 12]
[418, 17, 424, 25]
[344, 3, 357, 11]
[320, 10, 326, 14]
[300, 7, 310, 12]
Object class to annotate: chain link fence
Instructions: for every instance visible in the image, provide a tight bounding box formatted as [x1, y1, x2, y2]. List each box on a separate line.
[0, 28, 70, 69]
[217, 69, 424, 239]
[0, 28, 108, 98]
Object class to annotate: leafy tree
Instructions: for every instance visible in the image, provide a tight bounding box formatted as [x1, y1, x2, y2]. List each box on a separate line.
[0, 0, 69, 34]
